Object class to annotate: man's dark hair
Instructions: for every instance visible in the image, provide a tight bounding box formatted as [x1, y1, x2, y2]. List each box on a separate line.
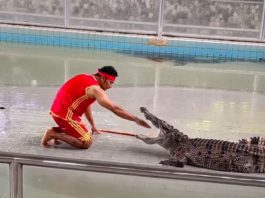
[98, 66, 118, 77]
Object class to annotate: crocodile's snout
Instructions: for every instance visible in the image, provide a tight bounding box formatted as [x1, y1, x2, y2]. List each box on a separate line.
[140, 107, 146, 113]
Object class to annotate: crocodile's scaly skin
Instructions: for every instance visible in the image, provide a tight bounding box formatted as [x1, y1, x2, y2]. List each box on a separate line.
[136, 107, 265, 173]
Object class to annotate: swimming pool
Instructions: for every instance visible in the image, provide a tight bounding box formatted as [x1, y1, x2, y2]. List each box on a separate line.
[1, 24, 265, 62]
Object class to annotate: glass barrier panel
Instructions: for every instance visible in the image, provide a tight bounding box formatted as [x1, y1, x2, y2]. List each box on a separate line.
[163, 0, 263, 39]
[0, 0, 64, 26]
[24, 166, 265, 198]
[0, 163, 9, 198]
[69, 0, 159, 33]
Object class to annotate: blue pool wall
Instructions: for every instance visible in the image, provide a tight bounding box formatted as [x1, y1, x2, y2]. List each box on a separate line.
[0, 24, 264, 62]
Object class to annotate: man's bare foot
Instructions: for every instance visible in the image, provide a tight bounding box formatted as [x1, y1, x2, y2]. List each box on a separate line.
[41, 128, 55, 147]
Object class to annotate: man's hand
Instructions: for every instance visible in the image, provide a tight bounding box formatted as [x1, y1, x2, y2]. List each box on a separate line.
[91, 125, 100, 135]
[135, 117, 151, 128]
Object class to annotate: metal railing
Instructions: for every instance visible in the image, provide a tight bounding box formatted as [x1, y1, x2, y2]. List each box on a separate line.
[1, 151, 265, 198]
[261, 0, 265, 39]
[0, 0, 264, 41]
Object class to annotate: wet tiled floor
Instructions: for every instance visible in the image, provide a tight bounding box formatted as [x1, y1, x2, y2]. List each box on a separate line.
[0, 86, 265, 170]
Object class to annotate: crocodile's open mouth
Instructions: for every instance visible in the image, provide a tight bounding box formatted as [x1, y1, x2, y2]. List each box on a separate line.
[140, 107, 178, 136]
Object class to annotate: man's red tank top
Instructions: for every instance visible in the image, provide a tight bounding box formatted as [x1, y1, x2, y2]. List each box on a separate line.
[50, 74, 99, 120]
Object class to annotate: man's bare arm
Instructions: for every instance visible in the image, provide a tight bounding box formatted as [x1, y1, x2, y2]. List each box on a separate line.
[84, 106, 99, 134]
[84, 106, 95, 126]
[86, 86, 150, 128]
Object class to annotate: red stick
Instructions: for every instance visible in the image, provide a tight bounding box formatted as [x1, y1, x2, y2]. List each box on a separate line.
[98, 129, 136, 137]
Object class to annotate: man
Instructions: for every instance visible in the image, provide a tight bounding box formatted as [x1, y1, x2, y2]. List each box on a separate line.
[41, 66, 150, 149]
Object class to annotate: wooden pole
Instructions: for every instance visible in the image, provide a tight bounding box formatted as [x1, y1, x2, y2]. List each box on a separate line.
[98, 129, 136, 137]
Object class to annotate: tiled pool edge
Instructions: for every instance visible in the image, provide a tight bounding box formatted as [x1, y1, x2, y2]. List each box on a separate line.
[0, 24, 265, 62]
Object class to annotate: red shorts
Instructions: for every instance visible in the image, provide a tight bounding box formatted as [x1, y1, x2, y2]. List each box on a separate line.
[52, 115, 91, 142]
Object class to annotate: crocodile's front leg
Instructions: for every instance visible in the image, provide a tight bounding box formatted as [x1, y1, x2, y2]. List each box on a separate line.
[136, 134, 164, 145]
[160, 151, 187, 168]
[159, 158, 186, 167]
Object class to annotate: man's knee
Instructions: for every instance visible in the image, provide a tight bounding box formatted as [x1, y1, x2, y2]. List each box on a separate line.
[81, 138, 92, 149]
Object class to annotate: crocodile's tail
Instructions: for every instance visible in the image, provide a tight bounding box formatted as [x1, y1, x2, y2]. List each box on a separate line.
[238, 136, 265, 147]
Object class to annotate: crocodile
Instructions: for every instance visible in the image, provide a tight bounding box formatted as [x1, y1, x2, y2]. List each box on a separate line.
[136, 107, 265, 173]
